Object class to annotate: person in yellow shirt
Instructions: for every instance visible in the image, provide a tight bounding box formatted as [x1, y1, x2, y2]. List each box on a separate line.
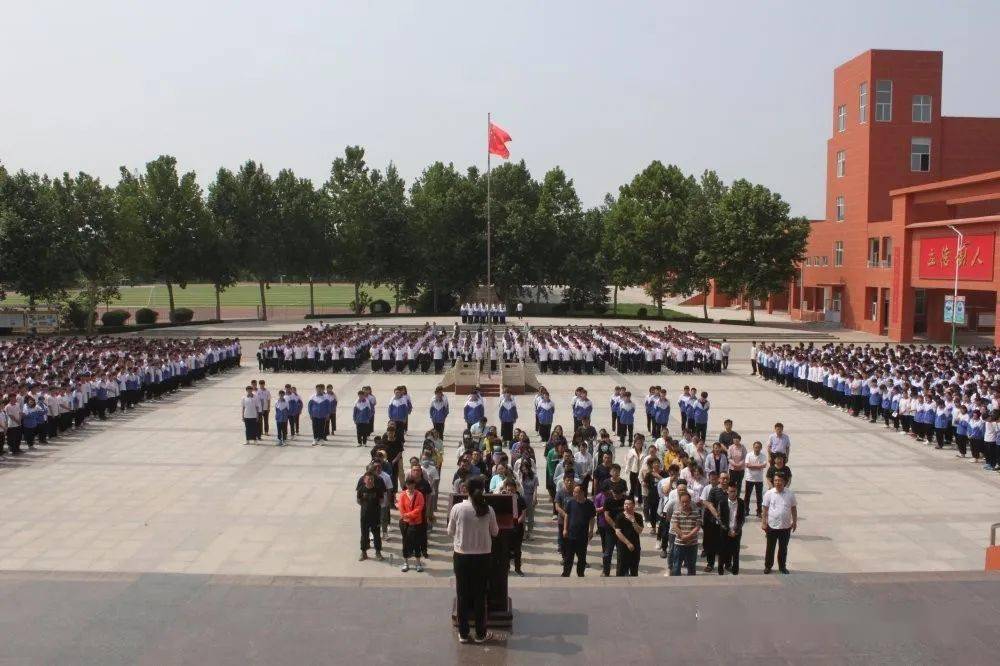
[662, 439, 682, 470]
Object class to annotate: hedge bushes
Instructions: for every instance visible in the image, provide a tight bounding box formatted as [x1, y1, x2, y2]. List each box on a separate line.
[135, 307, 158, 324]
[100, 309, 131, 326]
[636, 307, 648, 319]
[170, 307, 194, 323]
[369, 299, 391, 314]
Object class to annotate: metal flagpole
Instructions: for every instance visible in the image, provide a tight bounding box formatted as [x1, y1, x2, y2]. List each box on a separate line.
[487, 112, 491, 315]
[486, 112, 493, 377]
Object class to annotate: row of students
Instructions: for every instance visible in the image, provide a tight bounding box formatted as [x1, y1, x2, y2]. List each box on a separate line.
[755, 341, 1000, 472]
[459, 303, 507, 324]
[1, 338, 241, 456]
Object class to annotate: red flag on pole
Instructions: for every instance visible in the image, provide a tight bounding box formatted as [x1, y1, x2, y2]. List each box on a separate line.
[488, 122, 512, 159]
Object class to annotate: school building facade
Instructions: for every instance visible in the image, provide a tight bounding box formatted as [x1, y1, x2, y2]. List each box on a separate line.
[781, 49, 1000, 344]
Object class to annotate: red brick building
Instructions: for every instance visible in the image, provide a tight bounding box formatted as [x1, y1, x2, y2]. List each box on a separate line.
[789, 49, 1000, 344]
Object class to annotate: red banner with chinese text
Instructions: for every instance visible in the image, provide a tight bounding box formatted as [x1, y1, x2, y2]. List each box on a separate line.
[918, 233, 995, 281]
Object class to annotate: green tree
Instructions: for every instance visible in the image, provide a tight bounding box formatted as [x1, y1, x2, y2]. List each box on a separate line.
[274, 169, 329, 316]
[487, 160, 541, 301]
[369, 164, 413, 313]
[602, 192, 640, 314]
[199, 210, 240, 321]
[712, 179, 810, 322]
[208, 161, 279, 320]
[324, 146, 379, 314]
[0, 170, 73, 307]
[409, 162, 484, 312]
[536, 167, 606, 309]
[677, 170, 728, 320]
[608, 162, 698, 316]
[53, 172, 137, 331]
[125, 156, 210, 317]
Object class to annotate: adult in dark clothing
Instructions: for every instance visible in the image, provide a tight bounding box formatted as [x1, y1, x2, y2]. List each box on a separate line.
[503, 479, 528, 575]
[614, 498, 644, 576]
[594, 486, 625, 576]
[716, 482, 746, 574]
[561, 484, 596, 577]
[700, 471, 728, 571]
[382, 424, 404, 491]
[356, 472, 385, 560]
[766, 455, 792, 489]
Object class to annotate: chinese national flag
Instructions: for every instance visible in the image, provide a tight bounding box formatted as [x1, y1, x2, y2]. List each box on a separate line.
[488, 122, 512, 159]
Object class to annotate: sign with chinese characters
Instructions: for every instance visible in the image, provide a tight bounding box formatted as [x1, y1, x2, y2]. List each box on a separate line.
[918, 233, 995, 281]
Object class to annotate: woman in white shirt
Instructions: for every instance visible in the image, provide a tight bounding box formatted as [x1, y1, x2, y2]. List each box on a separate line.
[448, 477, 499, 643]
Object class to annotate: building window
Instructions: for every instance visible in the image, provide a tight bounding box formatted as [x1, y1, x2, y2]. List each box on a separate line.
[859, 82, 868, 123]
[912, 95, 932, 123]
[835, 195, 845, 221]
[868, 238, 880, 265]
[875, 80, 892, 121]
[911, 138, 931, 172]
[837, 105, 847, 132]
[834, 241, 844, 267]
[882, 236, 893, 266]
[836, 150, 846, 178]
[822, 256, 829, 267]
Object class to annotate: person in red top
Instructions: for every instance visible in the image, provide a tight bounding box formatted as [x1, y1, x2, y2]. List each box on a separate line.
[397, 477, 426, 572]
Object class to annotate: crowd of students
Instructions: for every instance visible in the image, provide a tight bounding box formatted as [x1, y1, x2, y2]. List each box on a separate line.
[326, 382, 800, 578]
[1, 335, 241, 455]
[751, 341, 1000, 472]
[256, 323, 729, 377]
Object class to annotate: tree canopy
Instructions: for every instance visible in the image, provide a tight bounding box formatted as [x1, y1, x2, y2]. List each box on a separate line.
[0, 150, 810, 322]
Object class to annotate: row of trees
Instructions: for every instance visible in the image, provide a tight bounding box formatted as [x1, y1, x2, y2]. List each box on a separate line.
[0, 149, 809, 324]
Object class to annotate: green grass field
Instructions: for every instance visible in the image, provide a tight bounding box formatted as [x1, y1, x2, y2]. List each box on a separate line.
[1, 283, 395, 308]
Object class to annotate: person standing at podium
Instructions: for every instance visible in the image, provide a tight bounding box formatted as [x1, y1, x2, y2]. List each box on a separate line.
[448, 477, 499, 644]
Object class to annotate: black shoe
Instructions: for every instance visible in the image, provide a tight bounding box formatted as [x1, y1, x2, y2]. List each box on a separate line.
[474, 632, 493, 644]
[779, 568, 790, 574]
[764, 568, 772, 574]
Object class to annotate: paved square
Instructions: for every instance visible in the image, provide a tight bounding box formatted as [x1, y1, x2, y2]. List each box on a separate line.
[2, 337, 998, 580]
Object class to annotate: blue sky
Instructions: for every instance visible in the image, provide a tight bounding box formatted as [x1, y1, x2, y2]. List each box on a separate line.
[2, 0, 998, 218]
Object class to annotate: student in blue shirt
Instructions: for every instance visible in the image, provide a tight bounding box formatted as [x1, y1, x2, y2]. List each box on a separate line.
[308, 384, 331, 446]
[967, 409, 986, 461]
[286, 386, 303, 439]
[933, 399, 951, 449]
[388, 387, 410, 433]
[274, 390, 290, 446]
[429, 387, 450, 438]
[867, 383, 882, 423]
[498, 390, 518, 445]
[22, 396, 44, 448]
[535, 392, 555, 443]
[691, 391, 710, 441]
[880, 387, 893, 428]
[353, 391, 374, 447]
[954, 404, 970, 456]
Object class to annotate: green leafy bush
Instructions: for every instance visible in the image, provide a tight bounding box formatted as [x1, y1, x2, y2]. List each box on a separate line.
[100, 309, 131, 326]
[369, 299, 391, 314]
[135, 307, 159, 325]
[636, 307, 648, 319]
[170, 307, 194, 323]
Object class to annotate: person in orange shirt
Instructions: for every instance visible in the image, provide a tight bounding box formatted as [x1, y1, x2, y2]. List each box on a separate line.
[397, 477, 426, 572]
